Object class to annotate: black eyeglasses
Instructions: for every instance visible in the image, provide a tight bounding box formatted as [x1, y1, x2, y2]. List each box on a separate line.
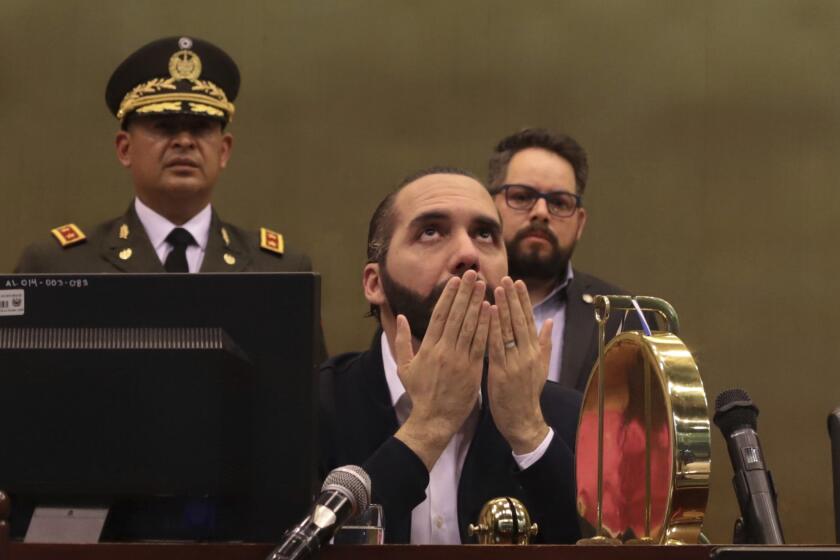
[492, 184, 582, 218]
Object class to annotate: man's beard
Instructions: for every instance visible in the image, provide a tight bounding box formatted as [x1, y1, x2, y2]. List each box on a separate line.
[506, 222, 574, 281]
[380, 265, 495, 341]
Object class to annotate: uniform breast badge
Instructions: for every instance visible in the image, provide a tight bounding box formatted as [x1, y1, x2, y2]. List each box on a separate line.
[50, 224, 87, 248]
[259, 228, 284, 255]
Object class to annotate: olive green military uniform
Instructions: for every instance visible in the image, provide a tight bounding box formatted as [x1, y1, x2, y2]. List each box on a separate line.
[15, 205, 309, 273]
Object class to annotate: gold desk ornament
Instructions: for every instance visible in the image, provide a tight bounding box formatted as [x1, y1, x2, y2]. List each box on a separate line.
[468, 497, 538, 544]
[576, 296, 710, 546]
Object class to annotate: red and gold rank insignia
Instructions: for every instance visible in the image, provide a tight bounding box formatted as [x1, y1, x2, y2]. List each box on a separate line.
[50, 223, 87, 247]
[259, 227, 284, 255]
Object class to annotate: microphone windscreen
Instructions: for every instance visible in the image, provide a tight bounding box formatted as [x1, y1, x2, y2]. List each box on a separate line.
[322, 465, 371, 515]
[715, 388, 752, 412]
[714, 388, 759, 435]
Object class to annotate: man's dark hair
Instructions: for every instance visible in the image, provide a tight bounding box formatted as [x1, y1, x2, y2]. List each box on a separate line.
[487, 128, 588, 195]
[366, 165, 479, 318]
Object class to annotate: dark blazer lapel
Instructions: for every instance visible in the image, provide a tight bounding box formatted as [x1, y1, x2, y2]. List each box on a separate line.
[560, 272, 598, 391]
[200, 211, 250, 272]
[358, 337, 408, 542]
[100, 205, 164, 272]
[457, 370, 517, 543]
[359, 336, 399, 429]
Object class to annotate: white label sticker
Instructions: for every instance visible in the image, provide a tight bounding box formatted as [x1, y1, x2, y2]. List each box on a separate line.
[0, 289, 24, 316]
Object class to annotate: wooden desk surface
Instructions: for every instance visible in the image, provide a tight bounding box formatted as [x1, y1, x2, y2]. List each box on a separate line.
[8, 542, 714, 560]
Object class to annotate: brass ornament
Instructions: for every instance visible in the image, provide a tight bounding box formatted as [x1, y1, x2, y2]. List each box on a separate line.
[576, 296, 710, 546]
[468, 497, 538, 545]
[223, 253, 236, 266]
[168, 49, 202, 80]
[221, 227, 231, 247]
[118, 248, 133, 261]
[582, 293, 594, 304]
[118, 224, 129, 240]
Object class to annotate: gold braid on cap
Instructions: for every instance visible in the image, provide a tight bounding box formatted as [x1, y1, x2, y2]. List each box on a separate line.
[116, 49, 235, 121]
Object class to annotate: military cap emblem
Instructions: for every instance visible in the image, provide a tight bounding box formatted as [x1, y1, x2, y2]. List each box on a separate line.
[107, 36, 239, 123]
[260, 227, 285, 255]
[169, 49, 202, 80]
[50, 223, 86, 248]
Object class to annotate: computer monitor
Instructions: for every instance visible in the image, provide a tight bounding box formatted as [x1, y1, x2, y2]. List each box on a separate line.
[829, 407, 840, 544]
[0, 272, 321, 542]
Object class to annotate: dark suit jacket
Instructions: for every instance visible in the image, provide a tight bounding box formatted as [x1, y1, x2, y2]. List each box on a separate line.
[559, 269, 634, 393]
[320, 340, 582, 544]
[14, 204, 311, 273]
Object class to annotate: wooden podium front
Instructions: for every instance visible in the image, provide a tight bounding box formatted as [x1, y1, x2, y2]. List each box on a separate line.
[8, 543, 713, 560]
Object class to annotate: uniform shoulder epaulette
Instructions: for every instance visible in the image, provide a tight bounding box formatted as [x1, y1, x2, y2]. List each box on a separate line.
[259, 227, 284, 255]
[50, 223, 87, 248]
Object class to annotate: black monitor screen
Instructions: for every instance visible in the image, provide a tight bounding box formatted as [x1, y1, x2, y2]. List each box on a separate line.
[0, 273, 320, 542]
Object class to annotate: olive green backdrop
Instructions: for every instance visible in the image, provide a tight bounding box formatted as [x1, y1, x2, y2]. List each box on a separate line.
[2, 0, 838, 544]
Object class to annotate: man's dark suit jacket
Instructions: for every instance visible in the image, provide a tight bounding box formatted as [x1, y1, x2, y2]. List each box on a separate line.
[559, 269, 634, 392]
[320, 339, 583, 544]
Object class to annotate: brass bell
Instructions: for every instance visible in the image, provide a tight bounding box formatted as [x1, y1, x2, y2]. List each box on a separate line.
[467, 497, 538, 544]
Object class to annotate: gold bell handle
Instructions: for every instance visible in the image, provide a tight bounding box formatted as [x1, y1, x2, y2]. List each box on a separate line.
[467, 523, 488, 537]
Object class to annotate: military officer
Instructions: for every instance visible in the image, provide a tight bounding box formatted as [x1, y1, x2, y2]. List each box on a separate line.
[15, 36, 310, 274]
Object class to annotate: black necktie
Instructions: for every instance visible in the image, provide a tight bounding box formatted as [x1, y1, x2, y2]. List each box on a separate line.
[164, 228, 196, 273]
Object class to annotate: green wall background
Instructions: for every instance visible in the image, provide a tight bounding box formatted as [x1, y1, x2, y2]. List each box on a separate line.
[2, 0, 838, 544]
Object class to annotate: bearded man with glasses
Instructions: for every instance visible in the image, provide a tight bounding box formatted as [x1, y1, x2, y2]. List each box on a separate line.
[488, 128, 635, 393]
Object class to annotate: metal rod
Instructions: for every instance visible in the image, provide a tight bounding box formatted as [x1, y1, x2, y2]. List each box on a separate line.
[594, 298, 610, 536]
[592, 295, 680, 335]
[644, 357, 652, 538]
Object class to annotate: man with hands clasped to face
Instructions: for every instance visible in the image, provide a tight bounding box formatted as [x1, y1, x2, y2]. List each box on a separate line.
[395, 270, 552, 470]
[320, 167, 581, 544]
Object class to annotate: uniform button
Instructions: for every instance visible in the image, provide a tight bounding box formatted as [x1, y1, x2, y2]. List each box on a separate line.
[434, 515, 444, 529]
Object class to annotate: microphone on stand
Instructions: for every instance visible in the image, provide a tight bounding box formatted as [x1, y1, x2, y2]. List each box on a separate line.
[267, 465, 371, 560]
[713, 388, 784, 544]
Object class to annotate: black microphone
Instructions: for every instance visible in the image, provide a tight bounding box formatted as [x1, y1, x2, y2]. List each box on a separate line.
[267, 465, 371, 560]
[713, 388, 784, 544]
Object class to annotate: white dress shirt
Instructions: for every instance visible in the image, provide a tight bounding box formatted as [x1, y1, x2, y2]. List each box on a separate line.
[134, 198, 212, 273]
[532, 264, 574, 383]
[379, 332, 554, 544]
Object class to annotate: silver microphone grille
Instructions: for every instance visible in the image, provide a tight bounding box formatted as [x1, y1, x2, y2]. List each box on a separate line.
[322, 465, 371, 516]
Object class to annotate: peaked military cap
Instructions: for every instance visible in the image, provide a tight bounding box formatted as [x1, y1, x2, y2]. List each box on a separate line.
[105, 36, 240, 124]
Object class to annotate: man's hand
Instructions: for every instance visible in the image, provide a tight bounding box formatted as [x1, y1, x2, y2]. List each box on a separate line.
[393, 270, 490, 471]
[488, 277, 553, 455]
